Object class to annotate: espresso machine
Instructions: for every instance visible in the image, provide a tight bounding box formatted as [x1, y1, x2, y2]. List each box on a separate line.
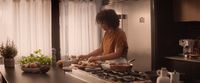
[179, 39, 195, 57]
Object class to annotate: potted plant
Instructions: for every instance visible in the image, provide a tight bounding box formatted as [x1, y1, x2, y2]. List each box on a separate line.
[0, 40, 18, 68]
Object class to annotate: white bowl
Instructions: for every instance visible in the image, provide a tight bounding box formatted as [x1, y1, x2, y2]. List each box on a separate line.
[101, 63, 110, 70]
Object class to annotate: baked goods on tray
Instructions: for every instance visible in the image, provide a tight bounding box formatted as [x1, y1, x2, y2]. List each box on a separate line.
[74, 60, 100, 69]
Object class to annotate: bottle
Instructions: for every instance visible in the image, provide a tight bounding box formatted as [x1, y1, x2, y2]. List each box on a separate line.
[169, 70, 180, 83]
[52, 48, 57, 66]
[156, 67, 170, 83]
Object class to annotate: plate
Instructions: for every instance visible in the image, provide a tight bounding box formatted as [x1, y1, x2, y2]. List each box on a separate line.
[110, 64, 132, 72]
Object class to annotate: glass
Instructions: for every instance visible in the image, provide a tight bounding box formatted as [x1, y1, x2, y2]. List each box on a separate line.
[179, 39, 195, 56]
[63, 55, 79, 67]
[51, 48, 57, 66]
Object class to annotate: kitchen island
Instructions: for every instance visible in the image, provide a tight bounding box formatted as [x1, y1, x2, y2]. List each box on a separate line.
[0, 65, 86, 83]
[0, 64, 156, 83]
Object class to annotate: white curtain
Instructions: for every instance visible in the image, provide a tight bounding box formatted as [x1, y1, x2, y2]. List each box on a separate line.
[0, 0, 51, 58]
[59, 0, 100, 56]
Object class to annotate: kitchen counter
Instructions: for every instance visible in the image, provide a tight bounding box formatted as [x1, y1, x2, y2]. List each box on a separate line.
[0, 65, 86, 83]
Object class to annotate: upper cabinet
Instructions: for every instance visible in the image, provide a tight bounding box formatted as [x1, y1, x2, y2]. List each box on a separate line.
[174, 0, 200, 21]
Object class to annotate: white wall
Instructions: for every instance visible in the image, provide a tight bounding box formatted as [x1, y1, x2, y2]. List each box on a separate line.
[104, 0, 151, 71]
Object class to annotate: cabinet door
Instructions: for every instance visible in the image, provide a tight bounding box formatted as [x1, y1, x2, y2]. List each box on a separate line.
[174, 0, 200, 21]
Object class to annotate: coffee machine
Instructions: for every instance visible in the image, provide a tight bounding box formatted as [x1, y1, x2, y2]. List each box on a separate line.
[179, 39, 195, 57]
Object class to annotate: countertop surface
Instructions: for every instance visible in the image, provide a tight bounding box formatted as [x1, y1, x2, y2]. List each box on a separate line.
[0, 65, 86, 83]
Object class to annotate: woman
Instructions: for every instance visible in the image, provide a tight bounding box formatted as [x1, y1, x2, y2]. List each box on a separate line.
[79, 9, 128, 63]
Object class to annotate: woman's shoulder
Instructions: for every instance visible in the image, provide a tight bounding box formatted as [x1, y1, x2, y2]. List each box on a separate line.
[117, 28, 126, 36]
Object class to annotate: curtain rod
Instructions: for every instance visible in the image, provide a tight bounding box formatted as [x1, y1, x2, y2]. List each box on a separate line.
[109, 0, 129, 4]
[102, 0, 130, 6]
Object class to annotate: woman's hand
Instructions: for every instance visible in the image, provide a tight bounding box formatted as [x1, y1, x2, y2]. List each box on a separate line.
[88, 56, 100, 62]
[56, 60, 65, 68]
[78, 55, 90, 60]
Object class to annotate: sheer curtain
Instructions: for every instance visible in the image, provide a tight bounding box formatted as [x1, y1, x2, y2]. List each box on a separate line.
[59, 0, 100, 56]
[0, 0, 51, 58]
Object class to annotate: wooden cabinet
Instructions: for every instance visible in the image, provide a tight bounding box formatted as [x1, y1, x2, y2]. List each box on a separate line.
[174, 0, 200, 21]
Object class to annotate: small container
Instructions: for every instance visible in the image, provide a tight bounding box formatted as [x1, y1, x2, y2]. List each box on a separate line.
[169, 71, 180, 83]
[156, 67, 170, 83]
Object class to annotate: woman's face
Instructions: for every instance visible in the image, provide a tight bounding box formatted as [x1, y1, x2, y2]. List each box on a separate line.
[98, 23, 110, 31]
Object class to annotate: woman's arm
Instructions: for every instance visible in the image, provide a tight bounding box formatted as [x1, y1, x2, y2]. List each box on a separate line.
[89, 47, 123, 61]
[89, 33, 127, 61]
[87, 46, 103, 57]
[79, 45, 103, 59]
[100, 49, 123, 60]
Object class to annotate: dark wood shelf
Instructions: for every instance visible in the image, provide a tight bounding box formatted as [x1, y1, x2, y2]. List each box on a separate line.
[174, 0, 200, 21]
[165, 56, 200, 63]
[165, 56, 200, 82]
